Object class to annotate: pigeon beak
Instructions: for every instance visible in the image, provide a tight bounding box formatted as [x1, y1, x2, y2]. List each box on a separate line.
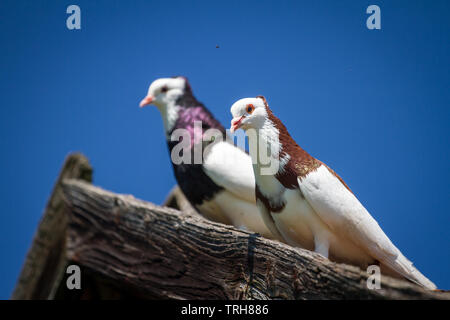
[139, 95, 154, 108]
[230, 116, 244, 133]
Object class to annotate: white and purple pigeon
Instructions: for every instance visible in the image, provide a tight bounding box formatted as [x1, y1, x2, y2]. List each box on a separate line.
[139, 77, 273, 238]
[229, 95, 436, 289]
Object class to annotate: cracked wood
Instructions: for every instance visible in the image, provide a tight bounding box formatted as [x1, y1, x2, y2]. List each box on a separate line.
[62, 179, 449, 300]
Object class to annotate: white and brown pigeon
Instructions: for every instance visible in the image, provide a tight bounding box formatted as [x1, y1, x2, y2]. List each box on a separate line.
[229, 95, 436, 289]
[139, 77, 273, 238]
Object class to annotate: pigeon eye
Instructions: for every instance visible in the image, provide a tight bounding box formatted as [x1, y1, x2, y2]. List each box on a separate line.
[161, 86, 168, 93]
[246, 104, 255, 114]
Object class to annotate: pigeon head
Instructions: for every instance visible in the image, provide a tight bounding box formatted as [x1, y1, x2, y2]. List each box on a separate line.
[140, 76, 188, 108]
[230, 96, 268, 133]
[140, 76, 224, 137]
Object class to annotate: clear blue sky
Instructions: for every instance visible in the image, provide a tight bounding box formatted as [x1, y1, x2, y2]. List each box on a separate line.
[0, 0, 449, 298]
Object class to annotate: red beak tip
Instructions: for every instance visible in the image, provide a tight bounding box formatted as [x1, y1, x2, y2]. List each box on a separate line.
[230, 116, 243, 132]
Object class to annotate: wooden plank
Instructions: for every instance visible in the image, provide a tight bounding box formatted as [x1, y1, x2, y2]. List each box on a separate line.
[163, 185, 201, 217]
[11, 153, 92, 300]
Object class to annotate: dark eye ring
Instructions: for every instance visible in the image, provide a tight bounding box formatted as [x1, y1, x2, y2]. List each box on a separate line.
[246, 104, 254, 114]
[161, 86, 168, 93]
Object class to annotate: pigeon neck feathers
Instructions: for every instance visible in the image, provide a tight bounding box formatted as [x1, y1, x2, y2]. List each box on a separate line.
[255, 100, 321, 188]
[166, 91, 225, 138]
[165, 90, 226, 206]
[258, 100, 352, 192]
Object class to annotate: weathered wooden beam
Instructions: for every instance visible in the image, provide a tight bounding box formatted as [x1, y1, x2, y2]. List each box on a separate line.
[163, 185, 201, 217]
[11, 153, 93, 300]
[61, 179, 449, 300]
